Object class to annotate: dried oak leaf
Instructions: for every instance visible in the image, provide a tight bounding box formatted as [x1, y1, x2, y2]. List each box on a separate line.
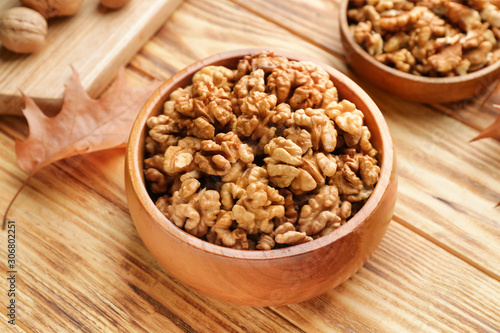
[16, 67, 161, 173]
[471, 105, 500, 142]
[3, 67, 161, 228]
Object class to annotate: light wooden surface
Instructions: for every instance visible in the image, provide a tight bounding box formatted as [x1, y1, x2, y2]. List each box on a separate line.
[0, 0, 183, 116]
[1, 0, 500, 331]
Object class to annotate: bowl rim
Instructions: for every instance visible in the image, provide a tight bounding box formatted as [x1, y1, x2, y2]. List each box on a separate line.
[338, 0, 500, 85]
[126, 48, 395, 260]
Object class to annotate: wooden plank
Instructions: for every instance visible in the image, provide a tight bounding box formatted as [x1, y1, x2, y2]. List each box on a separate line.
[1, 128, 499, 331]
[432, 95, 500, 133]
[274, 222, 500, 332]
[129, 0, 349, 81]
[0, 0, 183, 116]
[229, 0, 342, 55]
[353, 76, 500, 279]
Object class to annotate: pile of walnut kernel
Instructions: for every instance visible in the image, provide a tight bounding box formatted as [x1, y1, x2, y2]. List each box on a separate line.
[348, 0, 500, 76]
[143, 51, 380, 250]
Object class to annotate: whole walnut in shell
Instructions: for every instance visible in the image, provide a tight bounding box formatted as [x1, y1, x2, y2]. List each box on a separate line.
[20, 0, 83, 18]
[100, 0, 131, 9]
[0, 7, 47, 54]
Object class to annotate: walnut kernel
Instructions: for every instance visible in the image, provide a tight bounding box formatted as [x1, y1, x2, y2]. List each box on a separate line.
[144, 52, 380, 250]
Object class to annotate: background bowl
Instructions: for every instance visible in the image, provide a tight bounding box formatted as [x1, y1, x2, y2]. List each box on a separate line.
[125, 48, 398, 306]
[339, 0, 500, 104]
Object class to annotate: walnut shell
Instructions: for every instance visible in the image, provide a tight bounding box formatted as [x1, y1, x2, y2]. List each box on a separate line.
[0, 7, 47, 54]
[100, 0, 131, 9]
[20, 0, 83, 18]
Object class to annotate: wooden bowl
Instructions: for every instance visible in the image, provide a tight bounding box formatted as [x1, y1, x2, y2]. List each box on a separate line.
[124, 49, 398, 306]
[339, 0, 500, 104]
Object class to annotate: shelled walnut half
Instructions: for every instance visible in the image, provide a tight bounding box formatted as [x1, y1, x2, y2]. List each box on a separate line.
[144, 51, 380, 250]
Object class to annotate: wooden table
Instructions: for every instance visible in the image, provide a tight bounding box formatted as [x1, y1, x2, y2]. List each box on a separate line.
[1, 0, 500, 331]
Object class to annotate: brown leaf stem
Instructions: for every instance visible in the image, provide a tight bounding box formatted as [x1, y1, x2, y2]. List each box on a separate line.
[4, 67, 161, 229]
[470, 105, 500, 142]
[2, 172, 36, 230]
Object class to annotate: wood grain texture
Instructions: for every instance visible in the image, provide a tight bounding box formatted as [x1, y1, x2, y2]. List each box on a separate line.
[432, 94, 500, 132]
[276, 222, 500, 332]
[352, 76, 500, 279]
[0, 0, 183, 116]
[1, 128, 499, 331]
[1, 0, 500, 330]
[129, 0, 349, 81]
[230, 0, 342, 55]
[0, 131, 302, 332]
